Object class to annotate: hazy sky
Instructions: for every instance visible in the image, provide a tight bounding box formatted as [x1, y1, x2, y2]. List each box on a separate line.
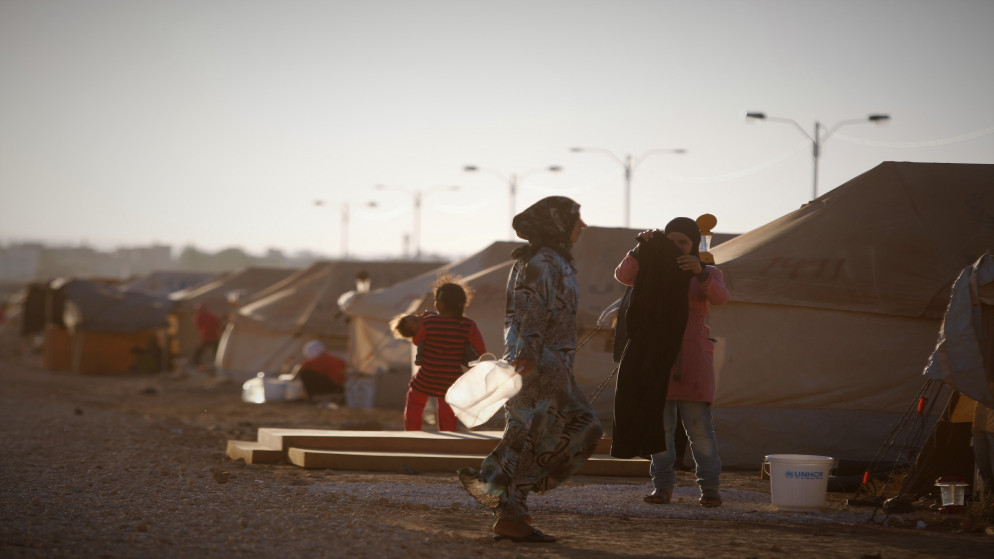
[2, 0, 992, 260]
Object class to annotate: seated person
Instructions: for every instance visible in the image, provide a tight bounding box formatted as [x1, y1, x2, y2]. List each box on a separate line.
[291, 340, 347, 400]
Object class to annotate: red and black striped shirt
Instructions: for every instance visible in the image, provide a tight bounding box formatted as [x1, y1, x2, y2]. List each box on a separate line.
[410, 315, 486, 397]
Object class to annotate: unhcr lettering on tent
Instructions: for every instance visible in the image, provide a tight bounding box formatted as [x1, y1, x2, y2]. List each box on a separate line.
[784, 471, 824, 480]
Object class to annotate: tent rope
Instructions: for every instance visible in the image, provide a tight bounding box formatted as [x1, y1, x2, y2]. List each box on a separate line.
[586, 339, 628, 404]
[575, 324, 602, 351]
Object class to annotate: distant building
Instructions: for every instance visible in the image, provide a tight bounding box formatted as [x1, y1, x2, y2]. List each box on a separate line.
[113, 245, 173, 277]
[0, 243, 43, 280]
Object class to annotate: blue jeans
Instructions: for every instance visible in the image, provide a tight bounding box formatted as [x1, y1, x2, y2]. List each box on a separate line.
[649, 400, 721, 492]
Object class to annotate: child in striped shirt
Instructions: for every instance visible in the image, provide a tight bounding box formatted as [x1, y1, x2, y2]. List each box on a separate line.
[395, 278, 486, 431]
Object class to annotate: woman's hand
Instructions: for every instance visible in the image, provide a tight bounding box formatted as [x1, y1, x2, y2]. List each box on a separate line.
[513, 358, 535, 376]
[636, 229, 654, 243]
[677, 254, 703, 275]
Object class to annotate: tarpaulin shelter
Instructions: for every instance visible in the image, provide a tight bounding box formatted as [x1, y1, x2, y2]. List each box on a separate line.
[705, 162, 994, 468]
[49, 278, 172, 374]
[898, 252, 994, 496]
[168, 267, 296, 360]
[216, 259, 442, 380]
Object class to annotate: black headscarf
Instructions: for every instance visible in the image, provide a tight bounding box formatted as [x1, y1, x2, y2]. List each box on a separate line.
[663, 217, 701, 257]
[510, 196, 580, 262]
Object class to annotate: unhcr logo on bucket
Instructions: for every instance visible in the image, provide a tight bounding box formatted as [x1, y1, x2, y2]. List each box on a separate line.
[784, 470, 824, 480]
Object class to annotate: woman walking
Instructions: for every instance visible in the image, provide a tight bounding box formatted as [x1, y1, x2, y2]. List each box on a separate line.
[457, 196, 603, 543]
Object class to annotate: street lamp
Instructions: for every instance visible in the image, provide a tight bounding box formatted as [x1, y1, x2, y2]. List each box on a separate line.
[745, 112, 891, 199]
[313, 199, 377, 259]
[462, 164, 562, 239]
[569, 147, 686, 228]
[374, 184, 459, 259]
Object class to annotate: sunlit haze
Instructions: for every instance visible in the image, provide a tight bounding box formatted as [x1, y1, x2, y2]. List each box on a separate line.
[2, 0, 992, 260]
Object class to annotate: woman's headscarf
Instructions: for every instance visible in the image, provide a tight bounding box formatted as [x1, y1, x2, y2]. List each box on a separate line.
[663, 217, 701, 257]
[302, 340, 325, 360]
[510, 196, 580, 262]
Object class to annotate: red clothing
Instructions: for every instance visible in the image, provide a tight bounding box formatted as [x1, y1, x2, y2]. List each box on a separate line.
[404, 386, 458, 431]
[615, 253, 729, 402]
[299, 352, 347, 386]
[194, 308, 222, 342]
[409, 315, 486, 397]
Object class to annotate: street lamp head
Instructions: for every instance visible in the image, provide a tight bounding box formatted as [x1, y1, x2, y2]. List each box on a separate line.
[745, 112, 767, 120]
[463, 165, 478, 172]
[547, 165, 563, 172]
[569, 147, 585, 153]
[672, 149, 688, 154]
[868, 114, 891, 123]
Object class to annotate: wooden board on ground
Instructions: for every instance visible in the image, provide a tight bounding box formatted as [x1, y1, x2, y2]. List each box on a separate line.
[226, 440, 284, 464]
[225, 431, 646, 477]
[227, 429, 615, 465]
[258, 429, 507, 454]
[286, 448, 649, 477]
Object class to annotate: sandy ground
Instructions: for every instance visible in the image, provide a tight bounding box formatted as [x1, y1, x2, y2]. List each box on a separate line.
[1, 356, 992, 558]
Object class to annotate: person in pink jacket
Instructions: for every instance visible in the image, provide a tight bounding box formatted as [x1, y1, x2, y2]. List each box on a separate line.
[614, 217, 729, 507]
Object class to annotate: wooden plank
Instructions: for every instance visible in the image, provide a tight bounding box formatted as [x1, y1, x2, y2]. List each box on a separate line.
[286, 448, 649, 477]
[226, 440, 284, 464]
[254, 428, 613, 455]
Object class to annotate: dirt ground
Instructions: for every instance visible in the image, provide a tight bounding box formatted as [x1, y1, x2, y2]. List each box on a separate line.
[1, 356, 992, 558]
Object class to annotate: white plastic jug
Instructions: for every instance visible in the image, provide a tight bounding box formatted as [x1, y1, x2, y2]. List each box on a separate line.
[242, 372, 266, 404]
[445, 356, 521, 428]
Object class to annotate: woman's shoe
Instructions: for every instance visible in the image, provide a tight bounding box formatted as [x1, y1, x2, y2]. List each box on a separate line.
[492, 528, 557, 543]
[457, 468, 500, 508]
[700, 489, 722, 507]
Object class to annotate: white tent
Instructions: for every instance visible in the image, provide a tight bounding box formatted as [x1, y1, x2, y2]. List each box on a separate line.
[707, 162, 994, 468]
[216, 259, 441, 379]
[167, 266, 296, 360]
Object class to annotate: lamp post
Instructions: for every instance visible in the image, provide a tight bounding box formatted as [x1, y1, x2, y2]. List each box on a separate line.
[374, 184, 459, 259]
[462, 164, 562, 239]
[569, 147, 686, 228]
[313, 199, 377, 259]
[745, 112, 891, 199]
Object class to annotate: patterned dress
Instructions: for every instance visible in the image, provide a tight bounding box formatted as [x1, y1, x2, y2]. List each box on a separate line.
[461, 246, 603, 520]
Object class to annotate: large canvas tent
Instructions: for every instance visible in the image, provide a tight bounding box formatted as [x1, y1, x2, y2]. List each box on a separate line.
[216, 260, 441, 380]
[168, 267, 296, 361]
[706, 162, 994, 468]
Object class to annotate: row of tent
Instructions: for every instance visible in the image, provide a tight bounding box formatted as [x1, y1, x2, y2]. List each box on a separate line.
[4, 161, 992, 469]
[216, 161, 994, 469]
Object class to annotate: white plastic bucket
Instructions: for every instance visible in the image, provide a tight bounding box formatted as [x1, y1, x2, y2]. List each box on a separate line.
[346, 376, 376, 408]
[763, 454, 835, 511]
